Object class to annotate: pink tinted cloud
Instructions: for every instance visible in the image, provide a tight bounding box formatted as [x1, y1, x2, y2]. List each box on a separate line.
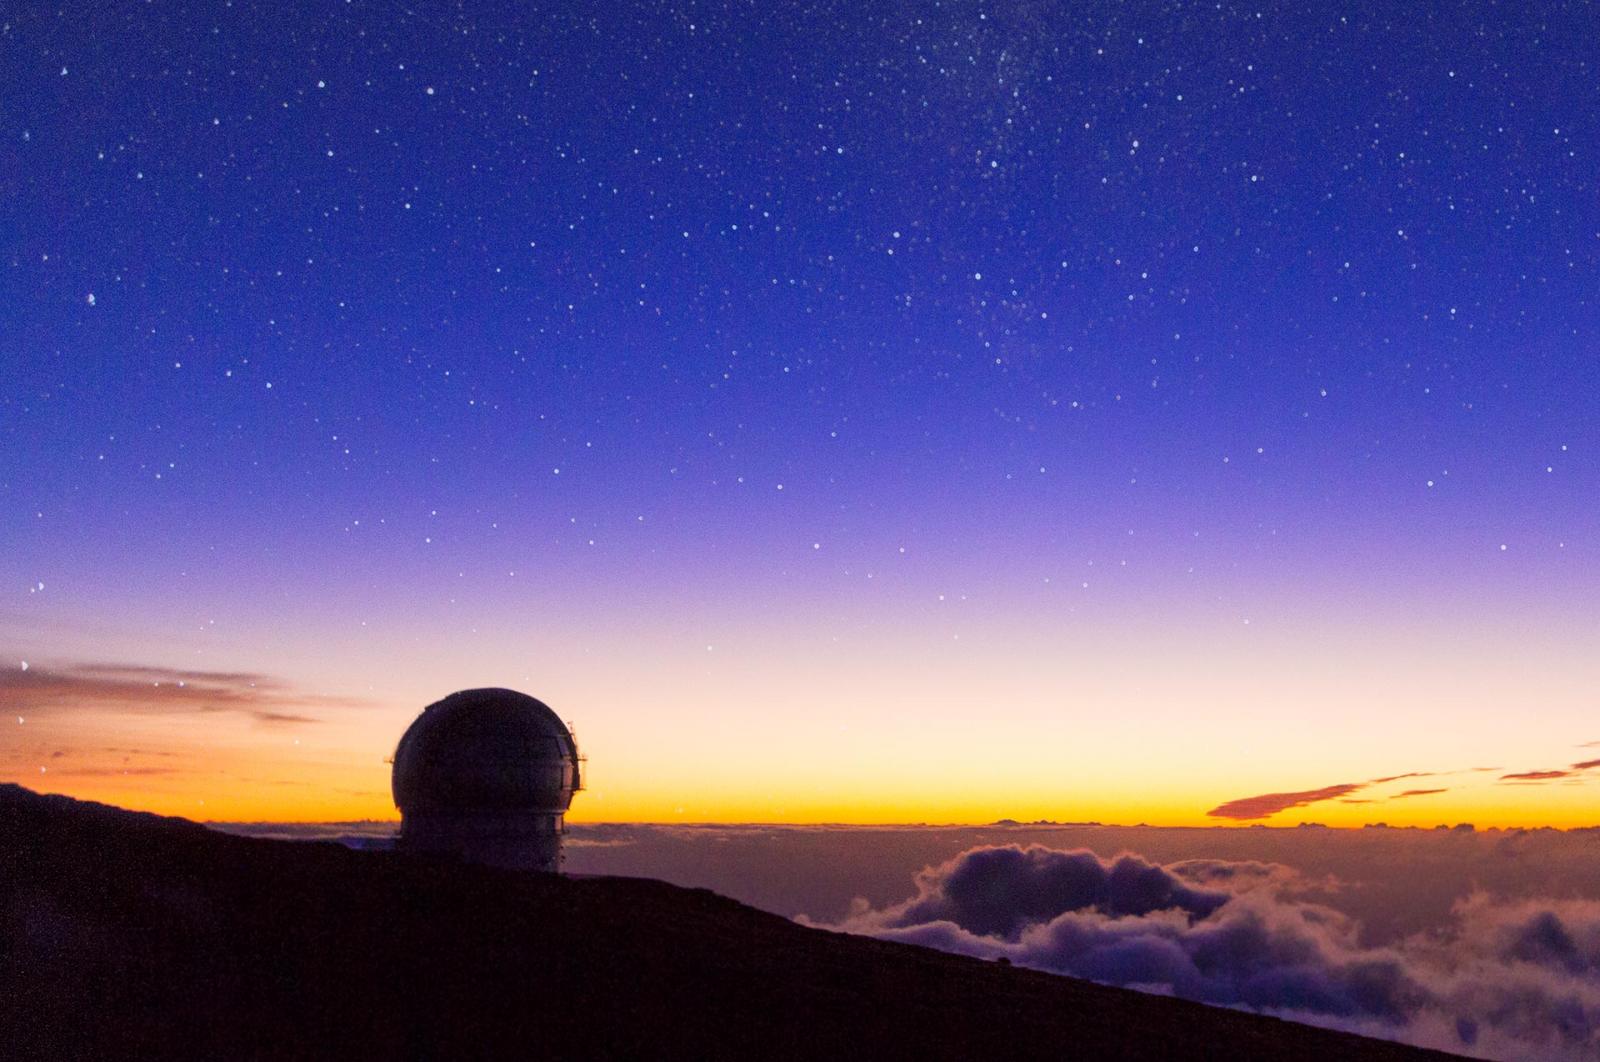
[1206, 783, 1367, 820]
[0, 657, 358, 725]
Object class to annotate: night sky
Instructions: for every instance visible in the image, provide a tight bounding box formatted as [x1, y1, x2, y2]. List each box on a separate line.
[4, 1, 1598, 824]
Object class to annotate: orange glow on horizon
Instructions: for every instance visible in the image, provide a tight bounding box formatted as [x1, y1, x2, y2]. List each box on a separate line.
[7, 605, 1600, 832]
[16, 763, 1600, 833]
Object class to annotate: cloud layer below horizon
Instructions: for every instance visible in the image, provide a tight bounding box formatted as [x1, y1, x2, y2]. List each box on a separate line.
[821, 843, 1600, 1059]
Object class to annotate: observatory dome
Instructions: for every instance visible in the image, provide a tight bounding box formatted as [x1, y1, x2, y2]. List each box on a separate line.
[392, 688, 581, 816]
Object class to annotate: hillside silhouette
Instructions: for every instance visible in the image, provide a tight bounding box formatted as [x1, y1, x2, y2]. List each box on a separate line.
[1, 784, 1460, 1060]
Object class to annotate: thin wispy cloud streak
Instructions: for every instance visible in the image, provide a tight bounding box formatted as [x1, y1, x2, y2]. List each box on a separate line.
[0, 657, 361, 725]
[230, 710, 324, 726]
[1212, 760, 1590, 820]
[1206, 784, 1367, 820]
[44, 767, 181, 778]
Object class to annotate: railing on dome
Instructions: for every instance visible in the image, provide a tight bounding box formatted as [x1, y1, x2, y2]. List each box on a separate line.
[567, 720, 588, 791]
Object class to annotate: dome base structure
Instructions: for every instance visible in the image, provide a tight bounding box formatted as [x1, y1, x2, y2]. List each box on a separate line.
[398, 807, 567, 872]
[391, 688, 582, 874]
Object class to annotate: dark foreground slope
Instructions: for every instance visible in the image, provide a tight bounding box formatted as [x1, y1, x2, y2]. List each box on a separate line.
[1, 786, 1457, 1062]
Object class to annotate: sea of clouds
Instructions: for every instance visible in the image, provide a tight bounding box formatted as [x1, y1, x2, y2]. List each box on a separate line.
[809, 843, 1600, 1059]
[222, 820, 1600, 1058]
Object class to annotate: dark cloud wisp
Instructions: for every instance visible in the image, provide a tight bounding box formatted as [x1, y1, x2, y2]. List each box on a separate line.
[1206, 784, 1366, 820]
[0, 658, 359, 725]
[1210, 759, 1588, 821]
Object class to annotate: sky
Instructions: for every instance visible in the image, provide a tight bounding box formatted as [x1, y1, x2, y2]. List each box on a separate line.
[2, 0, 1598, 826]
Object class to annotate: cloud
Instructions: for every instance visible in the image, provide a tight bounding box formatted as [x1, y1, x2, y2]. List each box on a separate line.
[240, 710, 321, 726]
[563, 837, 640, 849]
[0, 657, 358, 725]
[875, 846, 1229, 938]
[1210, 759, 1586, 821]
[45, 767, 180, 778]
[1206, 784, 1366, 820]
[1159, 857, 1299, 892]
[211, 821, 399, 847]
[825, 844, 1600, 1059]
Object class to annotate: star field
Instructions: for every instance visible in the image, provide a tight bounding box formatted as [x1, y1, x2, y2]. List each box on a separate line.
[3, 0, 1598, 824]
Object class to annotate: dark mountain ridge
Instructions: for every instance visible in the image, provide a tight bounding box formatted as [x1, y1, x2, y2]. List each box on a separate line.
[1, 785, 1458, 1060]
